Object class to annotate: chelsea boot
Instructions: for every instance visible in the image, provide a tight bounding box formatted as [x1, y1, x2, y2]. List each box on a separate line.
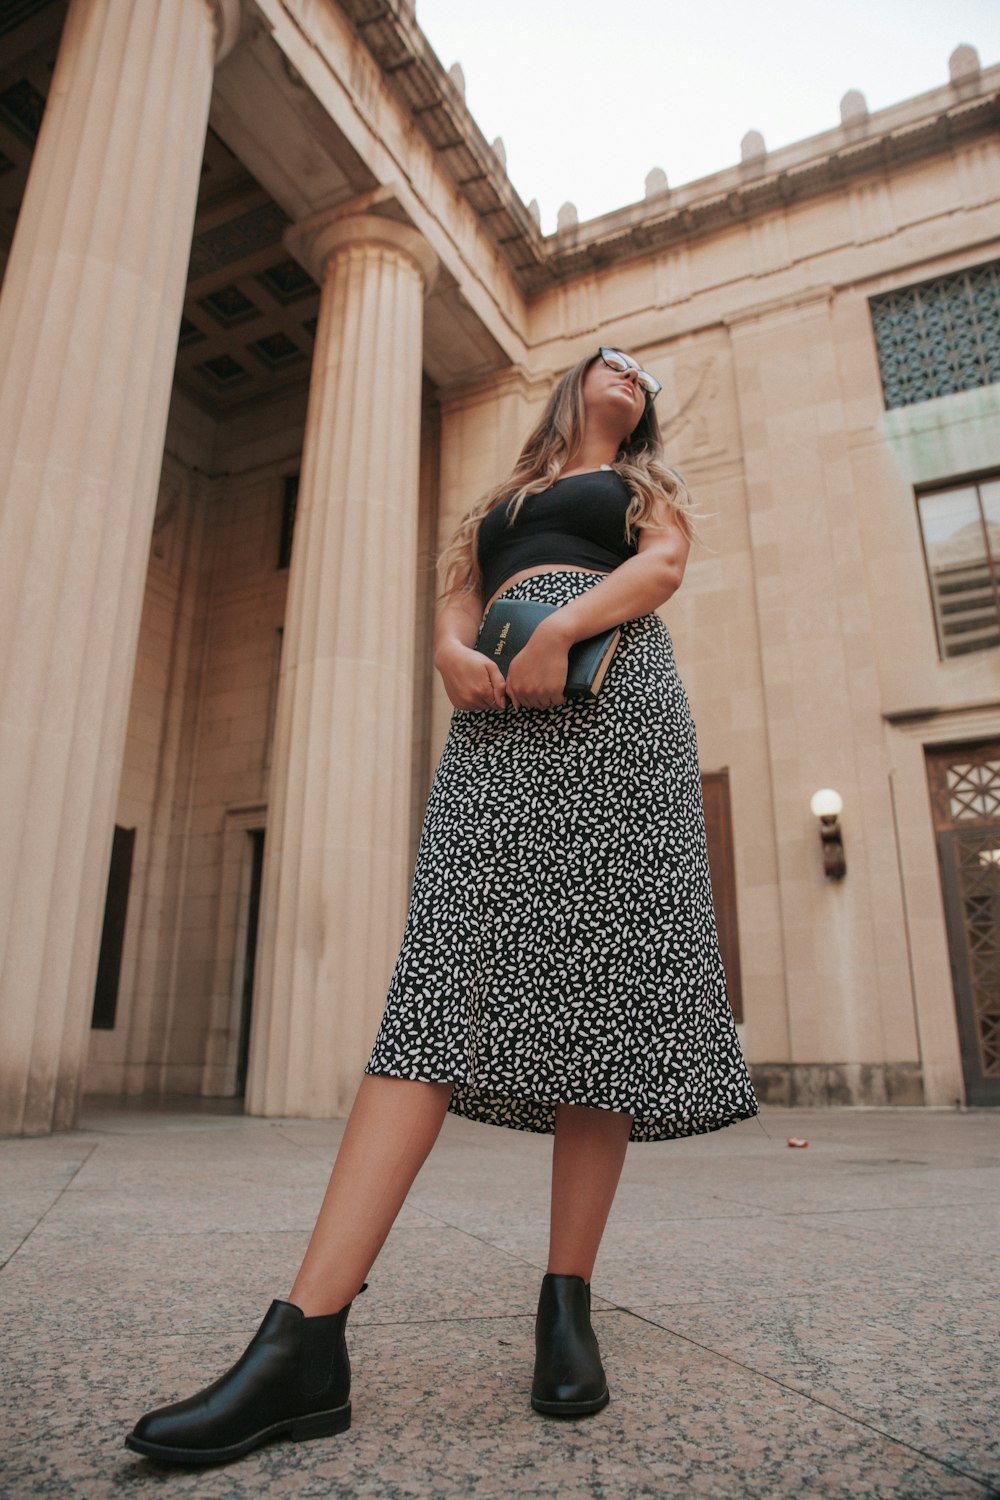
[125, 1284, 367, 1466]
[531, 1272, 609, 1416]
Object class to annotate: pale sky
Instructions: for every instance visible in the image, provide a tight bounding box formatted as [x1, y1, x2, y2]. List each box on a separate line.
[414, 0, 1000, 234]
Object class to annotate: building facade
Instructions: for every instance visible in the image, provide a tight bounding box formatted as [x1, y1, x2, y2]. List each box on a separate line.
[1, 0, 998, 1135]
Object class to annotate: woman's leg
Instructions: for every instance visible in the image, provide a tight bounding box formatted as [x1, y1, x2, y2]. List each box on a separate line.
[547, 1103, 633, 1280]
[289, 1074, 454, 1316]
[125, 1074, 454, 1463]
[530, 1103, 632, 1416]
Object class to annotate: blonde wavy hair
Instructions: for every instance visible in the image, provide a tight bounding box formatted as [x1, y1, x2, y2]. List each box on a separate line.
[437, 350, 704, 603]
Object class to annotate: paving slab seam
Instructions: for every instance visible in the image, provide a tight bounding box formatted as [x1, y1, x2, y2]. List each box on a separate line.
[355, 1309, 623, 1328]
[749, 1106, 986, 1114]
[703, 1198, 994, 1217]
[252, 1124, 342, 1160]
[615, 1303, 1000, 1494]
[267, 1124, 350, 1163]
[383, 1207, 552, 1251]
[65, 1123, 276, 1140]
[0, 1125, 96, 1137]
[0, 1139, 99, 1272]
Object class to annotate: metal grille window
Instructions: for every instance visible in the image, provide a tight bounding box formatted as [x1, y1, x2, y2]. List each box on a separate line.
[869, 260, 1000, 409]
[917, 476, 1000, 658]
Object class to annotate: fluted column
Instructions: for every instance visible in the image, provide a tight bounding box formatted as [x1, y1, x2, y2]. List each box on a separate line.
[0, 0, 241, 1135]
[246, 210, 437, 1119]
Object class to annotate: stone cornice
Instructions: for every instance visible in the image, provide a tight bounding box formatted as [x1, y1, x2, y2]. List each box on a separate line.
[544, 83, 1000, 289]
[885, 702, 1000, 732]
[335, 0, 1000, 297]
[334, 0, 547, 278]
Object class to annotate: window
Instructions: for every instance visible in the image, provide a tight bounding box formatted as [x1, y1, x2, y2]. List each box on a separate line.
[916, 475, 1000, 658]
[278, 473, 299, 569]
[869, 259, 1000, 410]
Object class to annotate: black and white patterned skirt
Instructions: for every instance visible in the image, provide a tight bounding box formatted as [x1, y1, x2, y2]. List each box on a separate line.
[365, 569, 759, 1143]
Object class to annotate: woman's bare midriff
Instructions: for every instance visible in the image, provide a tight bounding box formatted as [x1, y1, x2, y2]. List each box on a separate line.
[483, 563, 610, 615]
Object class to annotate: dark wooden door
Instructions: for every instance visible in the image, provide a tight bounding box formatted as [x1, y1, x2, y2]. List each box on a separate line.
[235, 829, 265, 1096]
[702, 770, 744, 1023]
[91, 825, 136, 1030]
[927, 744, 1000, 1105]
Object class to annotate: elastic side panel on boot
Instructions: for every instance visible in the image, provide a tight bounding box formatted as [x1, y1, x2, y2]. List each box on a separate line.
[298, 1311, 348, 1400]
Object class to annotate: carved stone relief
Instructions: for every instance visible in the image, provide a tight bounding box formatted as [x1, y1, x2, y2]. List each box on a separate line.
[657, 344, 735, 463]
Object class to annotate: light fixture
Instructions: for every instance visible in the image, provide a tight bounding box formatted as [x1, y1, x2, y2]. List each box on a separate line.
[810, 788, 846, 880]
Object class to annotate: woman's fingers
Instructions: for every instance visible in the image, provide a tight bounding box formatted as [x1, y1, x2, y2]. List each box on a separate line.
[507, 687, 560, 710]
[438, 647, 510, 710]
[441, 647, 566, 712]
[505, 637, 568, 709]
[506, 668, 564, 709]
[484, 661, 507, 710]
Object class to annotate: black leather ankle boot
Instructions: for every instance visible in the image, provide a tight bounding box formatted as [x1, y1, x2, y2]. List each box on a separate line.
[125, 1284, 368, 1466]
[531, 1272, 609, 1416]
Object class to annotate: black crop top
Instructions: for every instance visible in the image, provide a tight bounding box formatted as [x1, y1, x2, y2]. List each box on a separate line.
[477, 469, 638, 602]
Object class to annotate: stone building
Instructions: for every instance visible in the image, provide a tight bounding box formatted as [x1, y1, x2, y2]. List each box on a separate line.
[1, 0, 998, 1136]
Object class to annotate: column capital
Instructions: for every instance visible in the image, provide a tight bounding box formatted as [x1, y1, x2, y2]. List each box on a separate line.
[207, 0, 245, 64]
[284, 205, 439, 294]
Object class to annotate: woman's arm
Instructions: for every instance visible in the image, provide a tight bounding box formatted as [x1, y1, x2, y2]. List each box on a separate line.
[546, 502, 689, 645]
[434, 574, 508, 711]
[505, 500, 690, 710]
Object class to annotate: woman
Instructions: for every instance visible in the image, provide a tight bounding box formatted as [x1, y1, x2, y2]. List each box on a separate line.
[125, 346, 758, 1467]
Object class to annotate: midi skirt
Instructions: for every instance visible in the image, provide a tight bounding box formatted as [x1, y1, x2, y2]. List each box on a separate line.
[365, 568, 759, 1143]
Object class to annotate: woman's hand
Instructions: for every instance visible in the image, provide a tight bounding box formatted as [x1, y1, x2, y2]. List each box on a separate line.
[505, 619, 571, 710]
[436, 639, 508, 712]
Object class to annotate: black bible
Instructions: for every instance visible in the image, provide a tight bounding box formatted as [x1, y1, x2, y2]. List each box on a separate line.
[474, 599, 621, 700]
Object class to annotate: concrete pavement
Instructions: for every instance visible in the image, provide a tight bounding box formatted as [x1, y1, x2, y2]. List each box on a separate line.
[2, 1099, 998, 1499]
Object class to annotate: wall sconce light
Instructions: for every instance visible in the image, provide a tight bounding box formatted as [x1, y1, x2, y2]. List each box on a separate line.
[810, 788, 846, 880]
